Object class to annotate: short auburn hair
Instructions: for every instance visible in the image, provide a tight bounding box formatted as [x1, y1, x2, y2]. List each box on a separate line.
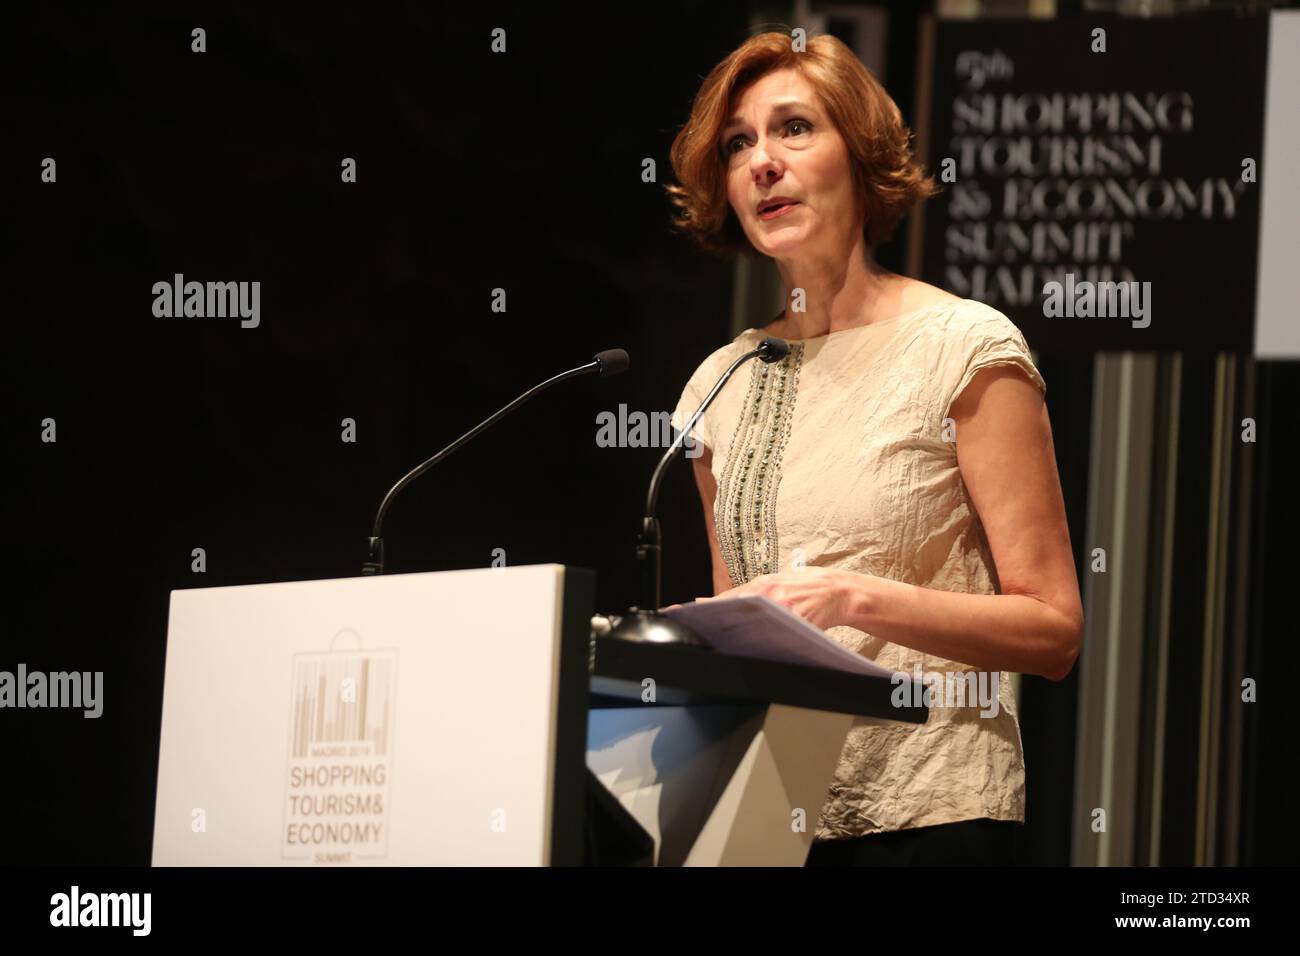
[665, 30, 938, 259]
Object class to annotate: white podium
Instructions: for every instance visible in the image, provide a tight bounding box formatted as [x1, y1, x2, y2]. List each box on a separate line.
[152, 564, 923, 866]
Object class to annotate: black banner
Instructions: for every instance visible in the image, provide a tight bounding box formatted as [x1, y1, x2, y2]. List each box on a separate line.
[920, 14, 1268, 354]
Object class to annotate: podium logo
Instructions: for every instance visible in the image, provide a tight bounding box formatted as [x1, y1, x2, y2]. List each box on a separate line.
[282, 649, 397, 864]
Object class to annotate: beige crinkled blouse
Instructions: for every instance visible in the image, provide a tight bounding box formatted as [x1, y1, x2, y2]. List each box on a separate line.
[670, 297, 1046, 840]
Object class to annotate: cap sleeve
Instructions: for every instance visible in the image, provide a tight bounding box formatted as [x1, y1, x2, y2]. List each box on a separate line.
[670, 342, 736, 452]
[941, 307, 1046, 423]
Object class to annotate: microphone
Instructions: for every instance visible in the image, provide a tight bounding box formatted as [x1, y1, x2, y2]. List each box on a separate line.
[362, 348, 629, 575]
[607, 335, 790, 645]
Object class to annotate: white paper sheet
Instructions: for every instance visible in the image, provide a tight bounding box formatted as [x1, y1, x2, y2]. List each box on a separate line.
[662, 595, 898, 680]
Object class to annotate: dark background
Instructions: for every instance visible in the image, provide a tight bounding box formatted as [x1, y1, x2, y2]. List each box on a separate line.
[1, 2, 1294, 868]
[0, 1, 776, 866]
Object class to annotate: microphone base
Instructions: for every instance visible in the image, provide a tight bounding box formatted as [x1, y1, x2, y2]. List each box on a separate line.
[604, 609, 707, 646]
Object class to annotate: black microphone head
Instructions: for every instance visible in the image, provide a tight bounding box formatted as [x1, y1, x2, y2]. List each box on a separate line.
[595, 348, 630, 377]
[757, 336, 791, 363]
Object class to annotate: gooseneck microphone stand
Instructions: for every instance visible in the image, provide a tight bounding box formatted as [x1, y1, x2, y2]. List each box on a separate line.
[606, 336, 790, 645]
[362, 348, 629, 575]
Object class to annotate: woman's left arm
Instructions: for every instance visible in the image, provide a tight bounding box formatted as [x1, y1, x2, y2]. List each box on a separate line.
[705, 365, 1084, 681]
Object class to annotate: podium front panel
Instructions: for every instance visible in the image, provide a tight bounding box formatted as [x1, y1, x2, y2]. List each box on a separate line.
[152, 564, 590, 866]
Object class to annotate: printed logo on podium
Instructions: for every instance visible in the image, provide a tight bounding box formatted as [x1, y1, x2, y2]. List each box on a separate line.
[282, 633, 397, 864]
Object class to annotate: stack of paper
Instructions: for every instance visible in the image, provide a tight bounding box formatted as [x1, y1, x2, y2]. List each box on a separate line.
[663, 595, 897, 680]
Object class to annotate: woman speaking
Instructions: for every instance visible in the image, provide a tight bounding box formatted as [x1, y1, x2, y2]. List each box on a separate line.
[665, 31, 1083, 866]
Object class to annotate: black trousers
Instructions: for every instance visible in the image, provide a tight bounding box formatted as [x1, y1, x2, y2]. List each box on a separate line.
[805, 818, 1022, 866]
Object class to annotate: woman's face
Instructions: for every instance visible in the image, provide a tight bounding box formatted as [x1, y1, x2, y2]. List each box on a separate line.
[719, 68, 861, 261]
